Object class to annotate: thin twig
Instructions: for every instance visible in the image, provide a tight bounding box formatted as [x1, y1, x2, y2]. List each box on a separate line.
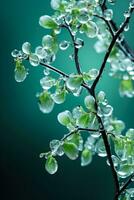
[62, 127, 99, 141]
[94, 14, 114, 37]
[61, 23, 82, 74]
[116, 173, 134, 198]
[101, 3, 134, 61]
[91, 6, 134, 91]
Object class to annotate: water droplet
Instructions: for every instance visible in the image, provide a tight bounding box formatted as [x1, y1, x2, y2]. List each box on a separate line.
[124, 24, 129, 32]
[11, 49, 19, 58]
[35, 46, 47, 59]
[42, 35, 54, 48]
[29, 53, 40, 66]
[107, 155, 120, 167]
[77, 9, 89, 24]
[75, 38, 84, 49]
[44, 68, 50, 76]
[130, 1, 134, 8]
[50, 140, 64, 156]
[108, 0, 116, 5]
[124, 11, 130, 18]
[104, 9, 113, 21]
[40, 76, 55, 90]
[22, 42, 31, 55]
[59, 40, 70, 50]
[88, 68, 99, 80]
[86, 21, 98, 38]
[97, 91, 106, 103]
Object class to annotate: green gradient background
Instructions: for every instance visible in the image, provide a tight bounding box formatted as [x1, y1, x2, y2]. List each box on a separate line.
[1, 1, 134, 200]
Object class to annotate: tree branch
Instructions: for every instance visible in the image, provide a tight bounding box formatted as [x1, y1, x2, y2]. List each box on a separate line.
[101, 3, 134, 61]
[62, 127, 99, 141]
[116, 173, 134, 198]
[94, 14, 114, 37]
[61, 23, 82, 74]
[91, 6, 134, 91]
[90, 89, 120, 199]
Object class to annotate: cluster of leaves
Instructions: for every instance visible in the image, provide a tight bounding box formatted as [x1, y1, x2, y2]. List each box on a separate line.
[11, 0, 134, 199]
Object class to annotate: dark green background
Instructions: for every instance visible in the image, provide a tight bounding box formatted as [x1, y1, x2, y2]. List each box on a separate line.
[1, 1, 134, 200]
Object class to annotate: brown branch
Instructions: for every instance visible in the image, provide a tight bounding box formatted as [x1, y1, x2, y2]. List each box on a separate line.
[101, 3, 134, 61]
[90, 89, 120, 199]
[91, 6, 134, 91]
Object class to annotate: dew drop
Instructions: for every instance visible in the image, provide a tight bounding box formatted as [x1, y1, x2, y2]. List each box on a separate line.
[59, 40, 70, 50]
[29, 53, 40, 66]
[22, 42, 31, 55]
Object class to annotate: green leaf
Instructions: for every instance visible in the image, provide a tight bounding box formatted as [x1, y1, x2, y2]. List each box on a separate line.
[57, 110, 72, 126]
[66, 74, 83, 91]
[119, 79, 134, 98]
[77, 113, 91, 128]
[117, 164, 134, 179]
[52, 89, 66, 104]
[38, 91, 54, 113]
[45, 156, 58, 174]
[67, 133, 83, 151]
[81, 148, 92, 166]
[14, 60, 28, 82]
[39, 15, 58, 29]
[42, 35, 58, 53]
[62, 142, 79, 160]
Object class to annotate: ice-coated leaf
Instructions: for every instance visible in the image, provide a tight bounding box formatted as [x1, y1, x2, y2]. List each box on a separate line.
[126, 129, 134, 140]
[77, 113, 91, 128]
[117, 164, 134, 179]
[119, 79, 134, 98]
[66, 74, 83, 91]
[49, 140, 64, 156]
[51, 0, 61, 10]
[52, 89, 66, 104]
[111, 119, 125, 135]
[81, 148, 92, 166]
[57, 110, 72, 126]
[14, 60, 28, 82]
[38, 91, 54, 113]
[84, 21, 98, 38]
[45, 156, 58, 174]
[95, 138, 107, 157]
[22, 42, 31, 55]
[62, 142, 79, 160]
[39, 15, 58, 29]
[29, 53, 40, 66]
[84, 95, 95, 111]
[40, 76, 55, 90]
[67, 133, 83, 151]
[42, 35, 58, 53]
